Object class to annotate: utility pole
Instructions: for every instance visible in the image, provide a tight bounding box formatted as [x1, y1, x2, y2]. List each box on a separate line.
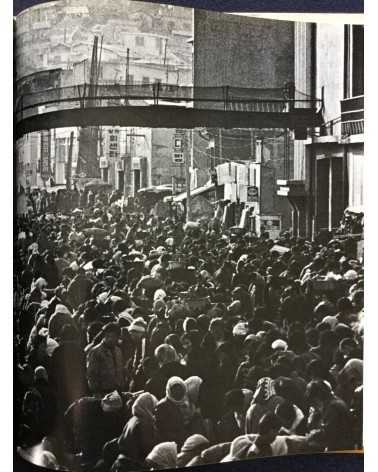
[125, 48, 130, 86]
[125, 48, 130, 105]
[184, 130, 192, 222]
[66, 131, 74, 190]
[163, 39, 169, 83]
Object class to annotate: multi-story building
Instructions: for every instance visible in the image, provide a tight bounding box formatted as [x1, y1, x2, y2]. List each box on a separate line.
[277, 22, 364, 238]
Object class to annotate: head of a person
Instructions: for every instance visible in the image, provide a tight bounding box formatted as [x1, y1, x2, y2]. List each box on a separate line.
[155, 343, 178, 367]
[164, 334, 182, 354]
[352, 289, 364, 312]
[209, 317, 224, 342]
[257, 412, 282, 446]
[128, 317, 147, 342]
[180, 434, 210, 457]
[319, 330, 337, 351]
[197, 314, 210, 333]
[101, 390, 123, 414]
[180, 332, 193, 354]
[102, 322, 121, 348]
[153, 299, 167, 320]
[111, 454, 143, 472]
[339, 358, 363, 391]
[337, 297, 354, 315]
[34, 366, 48, 385]
[183, 317, 197, 333]
[306, 380, 333, 409]
[132, 392, 158, 422]
[146, 442, 178, 470]
[184, 376, 203, 406]
[166, 376, 187, 404]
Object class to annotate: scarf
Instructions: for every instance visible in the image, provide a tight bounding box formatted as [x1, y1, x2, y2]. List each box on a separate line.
[146, 442, 177, 469]
[184, 376, 203, 406]
[166, 376, 187, 405]
[132, 392, 158, 423]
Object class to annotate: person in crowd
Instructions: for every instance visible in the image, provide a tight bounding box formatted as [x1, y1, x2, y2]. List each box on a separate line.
[245, 378, 285, 434]
[118, 392, 158, 464]
[86, 323, 125, 395]
[155, 377, 189, 448]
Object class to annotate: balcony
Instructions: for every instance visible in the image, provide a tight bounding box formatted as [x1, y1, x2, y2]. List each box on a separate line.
[340, 95, 364, 136]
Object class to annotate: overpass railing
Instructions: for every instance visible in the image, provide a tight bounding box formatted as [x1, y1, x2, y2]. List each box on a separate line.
[15, 82, 323, 121]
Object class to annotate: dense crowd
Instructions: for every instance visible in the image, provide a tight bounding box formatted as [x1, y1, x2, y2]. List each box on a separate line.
[15, 187, 364, 471]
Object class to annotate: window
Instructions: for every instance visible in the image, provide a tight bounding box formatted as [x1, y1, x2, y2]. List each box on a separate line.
[142, 76, 150, 85]
[135, 36, 144, 46]
[174, 138, 182, 149]
[126, 74, 134, 85]
[109, 143, 118, 151]
[344, 25, 364, 98]
[155, 37, 162, 51]
[109, 135, 118, 142]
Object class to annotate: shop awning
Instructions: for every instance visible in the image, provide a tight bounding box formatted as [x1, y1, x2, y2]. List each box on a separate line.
[173, 183, 216, 202]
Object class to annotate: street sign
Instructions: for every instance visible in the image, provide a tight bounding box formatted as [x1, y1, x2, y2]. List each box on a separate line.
[247, 185, 259, 202]
[173, 152, 184, 164]
[99, 157, 109, 168]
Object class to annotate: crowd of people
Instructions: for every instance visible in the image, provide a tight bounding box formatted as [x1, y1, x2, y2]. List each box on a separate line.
[15, 186, 364, 471]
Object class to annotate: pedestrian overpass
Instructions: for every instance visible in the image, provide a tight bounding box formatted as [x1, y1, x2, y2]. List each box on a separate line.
[14, 82, 323, 139]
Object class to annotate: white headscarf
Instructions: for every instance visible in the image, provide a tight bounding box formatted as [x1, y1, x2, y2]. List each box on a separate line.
[146, 442, 178, 469]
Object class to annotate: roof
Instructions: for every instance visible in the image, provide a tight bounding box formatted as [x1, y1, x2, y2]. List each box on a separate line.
[173, 183, 215, 202]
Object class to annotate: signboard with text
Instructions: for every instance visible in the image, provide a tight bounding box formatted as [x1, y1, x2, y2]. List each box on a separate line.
[247, 185, 259, 202]
[40, 130, 51, 181]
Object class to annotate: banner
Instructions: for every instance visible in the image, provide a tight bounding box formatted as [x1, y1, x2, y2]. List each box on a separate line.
[40, 130, 51, 181]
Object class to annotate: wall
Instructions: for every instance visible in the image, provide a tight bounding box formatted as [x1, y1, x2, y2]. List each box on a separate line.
[347, 144, 364, 208]
[193, 11, 294, 89]
[151, 128, 185, 188]
[316, 24, 345, 129]
[293, 22, 313, 181]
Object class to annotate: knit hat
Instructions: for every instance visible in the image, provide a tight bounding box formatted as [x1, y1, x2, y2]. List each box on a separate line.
[101, 390, 123, 413]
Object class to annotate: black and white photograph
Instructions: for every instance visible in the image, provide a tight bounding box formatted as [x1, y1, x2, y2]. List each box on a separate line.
[14, 1, 364, 470]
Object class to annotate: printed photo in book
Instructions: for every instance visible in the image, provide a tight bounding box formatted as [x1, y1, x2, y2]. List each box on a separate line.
[14, 0, 364, 470]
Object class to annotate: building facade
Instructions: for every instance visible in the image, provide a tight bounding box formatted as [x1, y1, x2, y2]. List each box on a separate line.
[277, 22, 364, 238]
